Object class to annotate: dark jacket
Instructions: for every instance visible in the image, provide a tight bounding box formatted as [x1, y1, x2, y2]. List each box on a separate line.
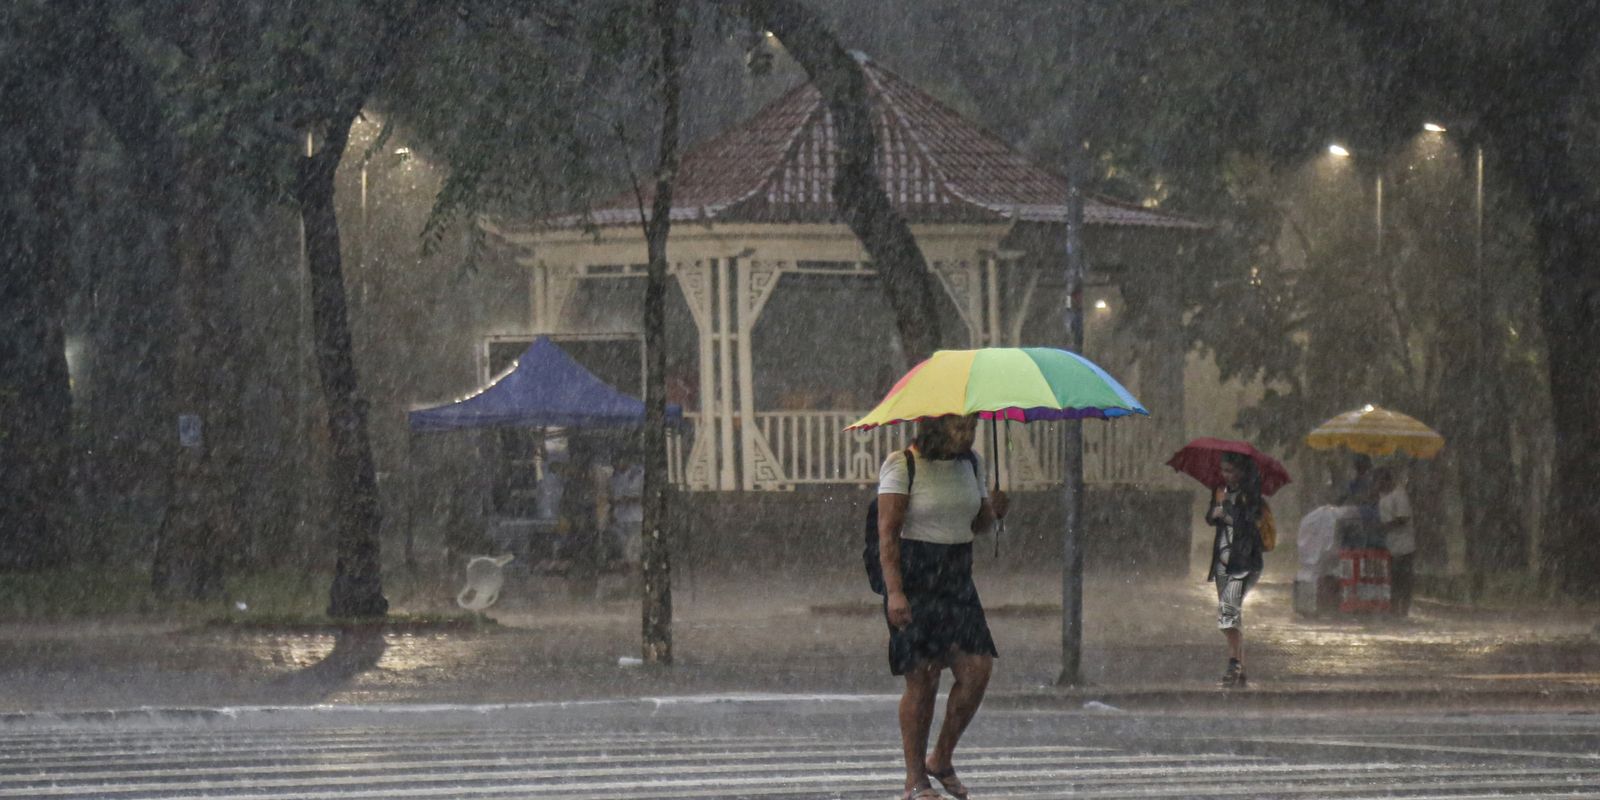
[1207, 492, 1265, 580]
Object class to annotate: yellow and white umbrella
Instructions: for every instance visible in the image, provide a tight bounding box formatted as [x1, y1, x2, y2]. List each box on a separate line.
[1305, 404, 1444, 459]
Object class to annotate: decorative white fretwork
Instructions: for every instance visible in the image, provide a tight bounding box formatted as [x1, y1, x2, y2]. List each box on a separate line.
[672, 261, 712, 332]
[745, 428, 790, 490]
[930, 259, 983, 346]
[743, 260, 785, 321]
[683, 427, 717, 490]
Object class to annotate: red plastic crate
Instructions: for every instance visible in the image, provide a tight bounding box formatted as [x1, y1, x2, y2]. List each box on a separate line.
[1337, 548, 1391, 613]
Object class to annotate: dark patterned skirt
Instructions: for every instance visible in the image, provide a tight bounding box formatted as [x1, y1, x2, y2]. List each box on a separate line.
[885, 539, 998, 676]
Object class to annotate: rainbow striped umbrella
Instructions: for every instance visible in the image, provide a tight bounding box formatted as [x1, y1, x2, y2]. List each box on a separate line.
[846, 347, 1147, 431]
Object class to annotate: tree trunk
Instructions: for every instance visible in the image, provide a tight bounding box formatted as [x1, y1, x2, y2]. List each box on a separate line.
[640, 0, 685, 666]
[733, 0, 943, 361]
[151, 156, 236, 600]
[298, 117, 389, 619]
[1504, 127, 1600, 598]
[0, 82, 75, 572]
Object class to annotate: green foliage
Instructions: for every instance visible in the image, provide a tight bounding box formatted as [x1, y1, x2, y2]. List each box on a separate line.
[355, 0, 715, 254]
[0, 568, 158, 619]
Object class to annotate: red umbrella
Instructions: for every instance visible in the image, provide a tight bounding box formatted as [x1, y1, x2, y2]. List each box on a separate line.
[1166, 437, 1292, 496]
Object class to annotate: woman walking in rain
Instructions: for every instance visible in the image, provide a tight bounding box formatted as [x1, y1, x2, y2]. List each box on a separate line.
[877, 414, 1008, 800]
[1207, 451, 1266, 688]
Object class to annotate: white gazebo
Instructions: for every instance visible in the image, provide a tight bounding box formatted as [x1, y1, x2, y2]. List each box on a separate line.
[484, 56, 1204, 494]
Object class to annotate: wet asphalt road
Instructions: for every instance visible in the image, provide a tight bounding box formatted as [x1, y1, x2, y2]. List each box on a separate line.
[1, 576, 1597, 713]
[5, 698, 1600, 798]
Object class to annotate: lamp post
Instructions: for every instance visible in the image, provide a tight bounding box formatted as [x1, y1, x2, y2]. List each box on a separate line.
[1056, 2, 1087, 688]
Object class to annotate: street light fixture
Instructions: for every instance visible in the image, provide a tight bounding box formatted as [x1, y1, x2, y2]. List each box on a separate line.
[1423, 122, 1447, 133]
[1328, 143, 1351, 157]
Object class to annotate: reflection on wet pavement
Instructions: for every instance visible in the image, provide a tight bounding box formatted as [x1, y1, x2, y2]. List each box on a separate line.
[1, 573, 1598, 710]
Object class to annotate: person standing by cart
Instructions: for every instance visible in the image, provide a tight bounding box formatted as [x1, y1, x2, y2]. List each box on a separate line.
[1375, 466, 1416, 616]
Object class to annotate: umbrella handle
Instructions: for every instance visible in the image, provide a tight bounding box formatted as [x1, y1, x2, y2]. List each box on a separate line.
[989, 418, 1000, 491]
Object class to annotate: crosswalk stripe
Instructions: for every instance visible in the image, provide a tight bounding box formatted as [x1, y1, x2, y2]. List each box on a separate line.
[6, 755, 1600, 799]
[5, 724, 1600, 800]
[0, 741, 1113, 771]
[0, 752, 1188, 787]
[0, 731, 808, 755]
[1257, 735, 1600, 761]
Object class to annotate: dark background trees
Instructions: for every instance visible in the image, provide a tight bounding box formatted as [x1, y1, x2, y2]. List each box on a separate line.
[806, 0, 1562, 595]
[3, 0, 1595, 611]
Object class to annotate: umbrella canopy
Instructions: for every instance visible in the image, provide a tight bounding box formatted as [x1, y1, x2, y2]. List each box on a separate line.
[1305, 404, 1444, 459]
[1166, 437, 1293, 496]
[846, 347, 1146, 431]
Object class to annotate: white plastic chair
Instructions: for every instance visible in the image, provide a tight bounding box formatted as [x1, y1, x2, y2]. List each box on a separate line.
[457, 554, 515, 611]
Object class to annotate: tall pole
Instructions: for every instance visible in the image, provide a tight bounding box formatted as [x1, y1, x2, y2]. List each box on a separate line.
[297, 130, 313, 557]
[1058, 4, 1086, 687]
[1475, 147, 1484, 270]
[1374, 174, 1385, 256]
[1472, 144, 1490, 588]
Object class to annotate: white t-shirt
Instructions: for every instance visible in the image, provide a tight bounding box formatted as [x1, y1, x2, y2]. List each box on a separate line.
[1379, 487, 1416, 556]
[877, 449, 988, 545]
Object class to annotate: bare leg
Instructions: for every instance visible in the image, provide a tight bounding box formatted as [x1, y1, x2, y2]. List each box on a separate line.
[899, 662, 941, 791]
[927, 651, 992, 776]
[1223, 627, 1243, 662]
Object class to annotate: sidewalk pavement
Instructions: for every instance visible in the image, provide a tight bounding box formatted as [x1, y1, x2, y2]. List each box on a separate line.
[1, 571, 1598, 716]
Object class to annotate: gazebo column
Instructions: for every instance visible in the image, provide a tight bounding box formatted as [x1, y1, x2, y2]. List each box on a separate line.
[931, 259, 983, 347]
[984, 254, 1002, 347]
[1007, 270, 1040, 346]
[530, 262, 581, 332]
[735, 258, 786, 490]
[986, 252, 1051, 487]
[672, 261, 720, 490]
[715, 258, 737, 490]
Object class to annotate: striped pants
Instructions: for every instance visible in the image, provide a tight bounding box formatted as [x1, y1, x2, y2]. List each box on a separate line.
[1215, 568, 1260, 630]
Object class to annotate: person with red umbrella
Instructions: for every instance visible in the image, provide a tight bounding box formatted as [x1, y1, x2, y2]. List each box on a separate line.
[1206, 453, 1268, 688]
[1168, 439, 1288, 688]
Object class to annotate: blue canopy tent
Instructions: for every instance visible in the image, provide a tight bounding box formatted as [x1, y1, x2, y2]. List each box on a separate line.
[408, 337, 680, 432]
[406, 337, 681, 579]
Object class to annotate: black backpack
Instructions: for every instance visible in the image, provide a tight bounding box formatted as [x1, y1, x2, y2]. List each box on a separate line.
[863, 449, 979, 595]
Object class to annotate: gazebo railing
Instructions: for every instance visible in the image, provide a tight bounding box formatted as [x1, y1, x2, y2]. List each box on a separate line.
[662, 411, 1163, 490]
[1025, 420, 1163, 486]
[756, 411, 912, 485]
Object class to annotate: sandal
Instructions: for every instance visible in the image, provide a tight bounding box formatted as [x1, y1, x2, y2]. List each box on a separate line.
[926, 765, 970, 800]
[902, 788, 943, 800]
[1220, 658, 1247, 689]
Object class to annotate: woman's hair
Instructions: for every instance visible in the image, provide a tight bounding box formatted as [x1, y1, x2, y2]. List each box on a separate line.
[1221, 451, 1264, 518]
[913, 415, 973, 459]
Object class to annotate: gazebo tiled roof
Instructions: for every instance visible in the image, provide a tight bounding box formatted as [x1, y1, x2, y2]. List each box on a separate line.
[527, 54, 1203, 232]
